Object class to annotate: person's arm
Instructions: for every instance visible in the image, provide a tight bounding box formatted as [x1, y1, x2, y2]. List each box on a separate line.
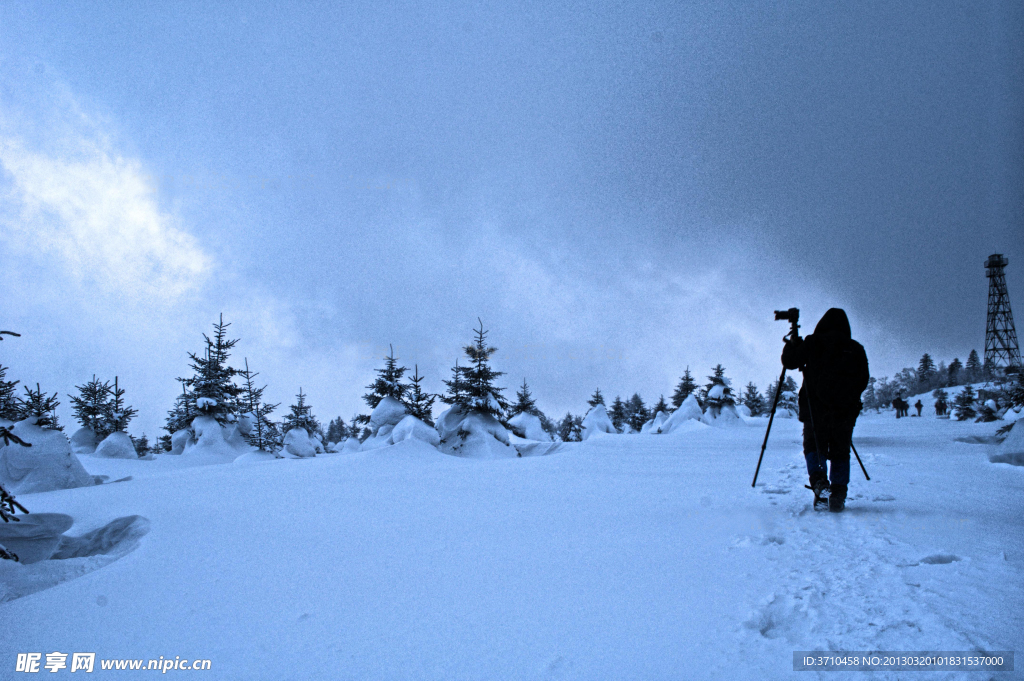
[781, 335, 806, 370]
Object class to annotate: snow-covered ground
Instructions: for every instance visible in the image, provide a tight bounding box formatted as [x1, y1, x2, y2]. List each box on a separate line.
[2, 412, 1022, 680]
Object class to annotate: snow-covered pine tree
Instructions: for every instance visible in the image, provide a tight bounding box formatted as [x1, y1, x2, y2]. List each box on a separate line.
[0, 329, 30, 561]
[283, 388, 318, 435]
[325, 417, 348, 443]
[133, 433, 150, 457]
[185, 315, 243, 424]
[965, 350, 982, 384]
[102, 376, 137, 434]
[0, 364, 21, 422]
[351, 413, 371, 441]
[69, 376, 113, 437]
[164, 379, 196, 436]
[652, 395, 669, 415]
[363, 345, 408, 409]
[608, 395, 627, 431]
[588, 388, 605, 408]
[19, 383, 62, 430]
[157, 434, 172, 452]
[742, 382, 765, 416]
[237, 358, 279, 451]
[672, 368, 698, 408]
[440, 359, 467, 406]
[444, 320, 509, 422]
[626, 393, 648, 432]
[403, 364, 436, 425]
[953, 385, 976, 421]
[701, 365, 727, 401]
[557, 412, 583, 442]
[509, 379, 540, 417]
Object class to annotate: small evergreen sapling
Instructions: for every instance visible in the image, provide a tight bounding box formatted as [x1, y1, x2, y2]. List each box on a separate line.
[441, 320, 509, 423]
[742, 382, 765, 416]
[588, 388, 605, 408]
[608, 396, 627, 432]
[626, 394, 648, 432]
[672, 368, 698, 409]
[104, 377, 137, 433]
[652, 395, 669, 415]
[283, 388, 318, 435]
[0, 364, 21, 422]
[953, 385, 976, 421]
[557, 412, 583, 442]
[184, 315, 243, 424]
[509, 379, 540, 417]
[238, 358, 279, 452]
[965, 350, 982, 383]
[20, 383, 62, 430]
[69, 376, 113, 436]
[403, 365, 436, 425]
[363, 345, 408, 409]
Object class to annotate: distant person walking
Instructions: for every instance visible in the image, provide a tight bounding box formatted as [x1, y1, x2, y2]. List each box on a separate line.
[914, 399, 923, 417]
[782, 308, 870, 512]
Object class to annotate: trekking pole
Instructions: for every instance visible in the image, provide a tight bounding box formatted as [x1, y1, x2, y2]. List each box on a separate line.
[752, 308, 800, 487]
[850, 443, 870, 480]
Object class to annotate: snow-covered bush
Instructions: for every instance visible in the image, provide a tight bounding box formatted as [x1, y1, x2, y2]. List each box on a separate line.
[436, 406, 516, 458]
[508, 412, 552, 441]
[581, 405, 616, 440]
[93, 432, 138, 459]
[641, 410, 669, 434]
[660, 395, 703, 433]
[0, 418, 92, 494]
[391, 414, 441, 446]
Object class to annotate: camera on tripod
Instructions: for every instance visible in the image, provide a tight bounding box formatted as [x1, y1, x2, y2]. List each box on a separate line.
[774, 308, 799, 324]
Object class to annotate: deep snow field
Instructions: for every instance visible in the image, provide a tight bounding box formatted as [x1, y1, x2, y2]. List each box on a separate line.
[2, 411, 1022, 680]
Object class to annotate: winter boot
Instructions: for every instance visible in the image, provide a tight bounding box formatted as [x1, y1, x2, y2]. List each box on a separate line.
[828, 484, 847, 513]
[810, 473, 830, 511]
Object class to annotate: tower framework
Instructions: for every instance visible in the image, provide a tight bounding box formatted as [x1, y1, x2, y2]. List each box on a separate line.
[984, 254, 1021, 374]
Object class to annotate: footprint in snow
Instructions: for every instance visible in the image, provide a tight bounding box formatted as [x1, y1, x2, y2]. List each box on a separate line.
[872, 494, 896, 502]
[920, 553, 961, 565]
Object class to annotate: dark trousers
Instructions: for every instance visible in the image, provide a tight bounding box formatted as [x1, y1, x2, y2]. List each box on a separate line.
[802, 411, 856, 494]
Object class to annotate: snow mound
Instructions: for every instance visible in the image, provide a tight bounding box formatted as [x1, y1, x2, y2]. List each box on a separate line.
[391, 415, 441, 447]
[370, 396, 408, 434]
[169, 429, 193, 455]
[641, 411, 669, 434]
[283, 428, 317, 458]
[0, 420, 93, 494]
[93, 432, 138, 459]
[990, 422, 1024, 466]
[508, 412, 553, 441]
[69, 427, 98, 457]
[436, 407, 516, 459]
[737, 404, 752, 418]
[342, 436, 361, 452]
[0, 515, 149, 603]
[183, 417, 251, 462]
[701, 404, 743, 426]
[660, 395, 703, 433]
[581, 405, 617, 440]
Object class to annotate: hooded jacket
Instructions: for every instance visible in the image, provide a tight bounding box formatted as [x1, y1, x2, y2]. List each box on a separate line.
[781, 308, 869, 421]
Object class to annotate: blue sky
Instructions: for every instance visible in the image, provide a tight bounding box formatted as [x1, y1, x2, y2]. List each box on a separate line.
[1, 1, 1022, 436]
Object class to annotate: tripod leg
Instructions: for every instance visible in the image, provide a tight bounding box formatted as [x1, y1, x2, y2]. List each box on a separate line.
[850, 443, 870, 480]
[752, 367, 787, 487]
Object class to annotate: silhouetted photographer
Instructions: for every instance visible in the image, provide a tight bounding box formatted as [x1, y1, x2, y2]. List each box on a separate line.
[781, 308, 869, 512]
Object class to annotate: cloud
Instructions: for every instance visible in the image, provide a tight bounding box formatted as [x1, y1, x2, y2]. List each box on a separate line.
[0, 136, 211, 302]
